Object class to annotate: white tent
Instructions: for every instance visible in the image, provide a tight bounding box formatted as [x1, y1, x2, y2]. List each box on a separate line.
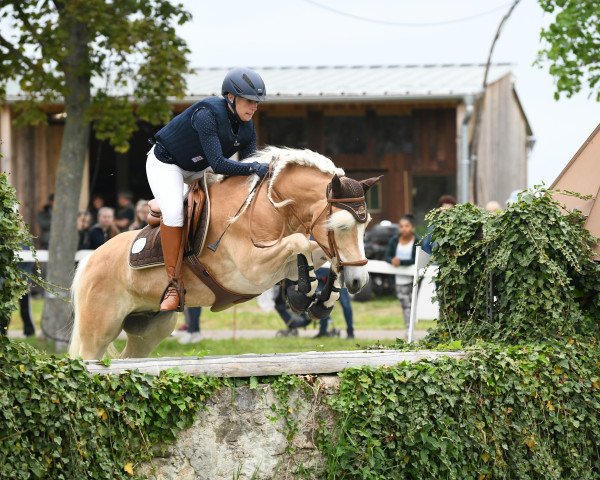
[551, 123, 600, 258]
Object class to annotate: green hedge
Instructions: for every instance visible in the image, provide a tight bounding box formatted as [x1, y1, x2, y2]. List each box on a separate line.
[425, 187, 600, 343]
[0, 337, 221, 479]
[2, 337, 599, 479]
[320, 340, 600, 480]
[0, 172, 32, 333]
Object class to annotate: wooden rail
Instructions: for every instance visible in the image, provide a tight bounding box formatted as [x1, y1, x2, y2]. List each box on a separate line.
[85, 350, 465, 377]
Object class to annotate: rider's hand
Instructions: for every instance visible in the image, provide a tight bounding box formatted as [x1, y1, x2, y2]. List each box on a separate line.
[253, 162, 269, 178]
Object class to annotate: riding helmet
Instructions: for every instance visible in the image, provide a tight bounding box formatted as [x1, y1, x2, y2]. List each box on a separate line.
[222, 67, 266, 102]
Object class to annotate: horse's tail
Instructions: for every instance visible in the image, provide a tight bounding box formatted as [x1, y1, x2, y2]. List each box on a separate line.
[68, 254, 91, 358]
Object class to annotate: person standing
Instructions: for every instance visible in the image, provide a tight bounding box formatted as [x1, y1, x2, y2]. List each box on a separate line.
[77, 210, 93, 249]
[17, 249, 35, 337]
[146, 67, 268, 312]
[179, 307, 202, 344]
[88, 207, 119, 249]
[385, 215, 419, 337]
[129, 199, 150, 231]
[88, 194, 105, 225]
[36, 193, 53, 249]
[314, 267, 355, 339]
[421, 195, 457, 255]
[114, 191, 136, 232]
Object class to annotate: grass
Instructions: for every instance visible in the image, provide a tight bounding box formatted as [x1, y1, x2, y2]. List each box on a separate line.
[10, 296, 437, 333]
[9, 294, 433, 357]
[16, 336, 398, 357]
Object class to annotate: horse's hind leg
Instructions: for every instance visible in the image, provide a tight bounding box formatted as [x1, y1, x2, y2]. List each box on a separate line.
[121, 311, 177, 358]
[74, 295, 128, 360]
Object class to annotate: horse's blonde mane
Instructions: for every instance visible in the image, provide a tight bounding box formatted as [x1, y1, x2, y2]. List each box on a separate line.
[209, 146, 345, 223]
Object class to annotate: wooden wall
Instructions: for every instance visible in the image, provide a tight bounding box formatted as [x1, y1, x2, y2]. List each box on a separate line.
[8, 120, 63, 244]
[476, 74, 528, 205]
[257, 101, 458, 224]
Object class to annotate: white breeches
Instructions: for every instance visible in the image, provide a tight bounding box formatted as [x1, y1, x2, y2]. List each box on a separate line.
[146, 146, 206, 227]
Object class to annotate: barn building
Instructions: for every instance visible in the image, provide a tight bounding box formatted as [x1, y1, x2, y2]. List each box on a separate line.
[1, 64, 533, 241]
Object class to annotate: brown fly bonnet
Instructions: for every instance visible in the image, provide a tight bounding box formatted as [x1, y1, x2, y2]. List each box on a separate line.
[328, 174, 383, 223]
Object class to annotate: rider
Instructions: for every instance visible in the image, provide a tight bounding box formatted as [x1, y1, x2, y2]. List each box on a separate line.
[146, 67, 269, 312]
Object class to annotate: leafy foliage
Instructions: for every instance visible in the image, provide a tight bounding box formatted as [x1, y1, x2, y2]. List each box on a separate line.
[425, 187, 600, 343]
[0, 0, 191, 151]
[320, 340, 600, 479]
[0, 172, 35, 334]
[536, 0, 600, 101]
[0, 337, 221, 479]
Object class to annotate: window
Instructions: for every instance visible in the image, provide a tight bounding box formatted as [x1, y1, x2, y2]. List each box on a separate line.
[412, 175, 456, 227]
[265, 117, 308, 149]
[366, 182, 382, 213]
[324, 116, 367, 155]
[375, 115, 413, 155]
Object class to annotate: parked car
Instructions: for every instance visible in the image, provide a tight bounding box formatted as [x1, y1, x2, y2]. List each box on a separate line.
[353, 222, 398, 301]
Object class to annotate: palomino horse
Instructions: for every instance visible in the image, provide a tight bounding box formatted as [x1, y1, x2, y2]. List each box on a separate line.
[68, 147, 378, 359]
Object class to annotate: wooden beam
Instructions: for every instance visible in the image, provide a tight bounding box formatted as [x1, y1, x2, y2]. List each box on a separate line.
[85, 350, 465, 377]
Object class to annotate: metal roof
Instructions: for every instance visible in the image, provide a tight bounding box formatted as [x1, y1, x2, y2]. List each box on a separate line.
[4, 63, 514, 103]
[184, 64, 514, 103]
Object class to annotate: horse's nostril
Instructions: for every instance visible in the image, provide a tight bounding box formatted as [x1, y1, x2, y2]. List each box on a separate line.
[352, 279, 360, 290]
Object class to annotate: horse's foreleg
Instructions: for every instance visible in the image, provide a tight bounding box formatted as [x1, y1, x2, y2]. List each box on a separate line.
[286, 253, 319, 313]
[308, 270, 341, 320]
[243, 233, 317, 288]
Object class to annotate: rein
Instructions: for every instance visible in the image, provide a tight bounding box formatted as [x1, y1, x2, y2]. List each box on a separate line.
[248, 164, 369, 269]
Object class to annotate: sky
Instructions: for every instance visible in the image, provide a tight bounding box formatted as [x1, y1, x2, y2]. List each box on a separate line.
[179, 0, 598, 188]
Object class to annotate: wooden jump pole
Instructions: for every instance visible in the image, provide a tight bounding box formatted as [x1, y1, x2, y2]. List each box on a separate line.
[85, 350, 465, 378]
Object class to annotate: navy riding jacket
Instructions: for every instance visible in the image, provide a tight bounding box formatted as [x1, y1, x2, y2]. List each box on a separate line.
[153, 97, 259, 175]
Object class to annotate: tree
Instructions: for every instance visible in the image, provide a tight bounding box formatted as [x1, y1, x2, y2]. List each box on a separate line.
[537, 0, 600, 101]
[0, 1, 191, 349]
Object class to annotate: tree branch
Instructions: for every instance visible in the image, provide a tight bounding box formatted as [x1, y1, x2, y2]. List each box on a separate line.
[0, 33, 37, 71]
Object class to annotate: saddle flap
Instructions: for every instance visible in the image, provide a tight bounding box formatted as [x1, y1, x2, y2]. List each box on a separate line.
[129, 175, 210, 269]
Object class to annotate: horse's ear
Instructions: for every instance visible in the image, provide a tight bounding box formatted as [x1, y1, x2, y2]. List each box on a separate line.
[331, 174, 343, 197]
[360, 175, 384, 194]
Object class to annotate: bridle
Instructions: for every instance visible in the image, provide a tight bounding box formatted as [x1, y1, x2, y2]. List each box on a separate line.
[249, 166, 369, 270]
[307, 190, 369, 269]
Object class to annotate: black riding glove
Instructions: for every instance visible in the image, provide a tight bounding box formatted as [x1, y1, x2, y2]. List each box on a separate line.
[253, 162, 269, 178]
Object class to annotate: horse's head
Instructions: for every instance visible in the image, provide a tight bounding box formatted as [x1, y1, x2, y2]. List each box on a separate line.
[319, 174, 383, 294]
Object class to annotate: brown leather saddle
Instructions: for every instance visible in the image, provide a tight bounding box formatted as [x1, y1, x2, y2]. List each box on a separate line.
[129, 173, 257, 312]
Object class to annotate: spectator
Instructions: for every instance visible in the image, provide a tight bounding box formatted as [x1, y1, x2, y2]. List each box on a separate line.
[114, 191, 135, 232]
[385, 214, 420, 336]
[274, 280, 311, 335]
[77, 210, 93, 249]
[129, 199, 150, 231]
[485, 200, 501, 212]
[179, 307, 202, 344]
[17, 249, 35, 337]
[36, 193, 53, 249]
[88, 207, 119, 249]
[421, 194, 457, 255]
[89, 194, 105, 225]
[314, 267, 354, 339]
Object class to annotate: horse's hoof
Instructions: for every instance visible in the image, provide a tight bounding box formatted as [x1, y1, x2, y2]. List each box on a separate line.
[308, 301, 334, 321]
[286, 285, 313, 313]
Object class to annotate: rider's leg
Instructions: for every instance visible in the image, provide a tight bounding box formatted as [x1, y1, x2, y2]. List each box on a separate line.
[146, 149, 186, 311]
[339, 288, 354, 337]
